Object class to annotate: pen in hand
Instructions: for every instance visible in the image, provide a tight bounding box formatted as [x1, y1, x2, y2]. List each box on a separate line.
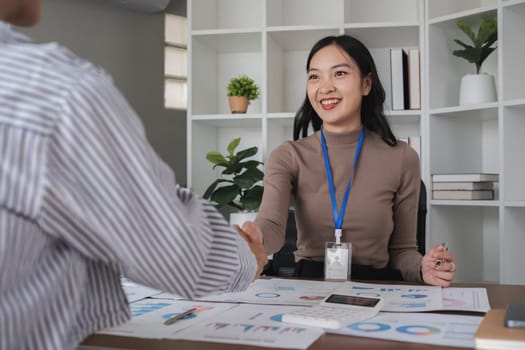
[163, 307, 196, 326]
[434, 241, 448, 270]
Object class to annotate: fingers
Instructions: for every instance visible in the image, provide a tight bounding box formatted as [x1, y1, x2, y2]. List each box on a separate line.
[237, 221, 264, 243]
[232, 222, 267, 280]
[421, 249, 457, 287]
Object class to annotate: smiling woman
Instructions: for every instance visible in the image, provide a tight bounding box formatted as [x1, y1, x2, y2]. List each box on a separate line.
[238, 34, 458, 287]
[306, 44, 371, 134]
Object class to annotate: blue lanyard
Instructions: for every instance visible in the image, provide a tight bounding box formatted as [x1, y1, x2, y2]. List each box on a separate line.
[321, 127, 365, 243]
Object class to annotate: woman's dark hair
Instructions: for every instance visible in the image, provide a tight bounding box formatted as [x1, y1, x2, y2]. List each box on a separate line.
[293, 35, 396, 146]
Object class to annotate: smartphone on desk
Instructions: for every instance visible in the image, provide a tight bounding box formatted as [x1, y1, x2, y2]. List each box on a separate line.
[282, 294, 384, 330]
[505, 302, 525, 328]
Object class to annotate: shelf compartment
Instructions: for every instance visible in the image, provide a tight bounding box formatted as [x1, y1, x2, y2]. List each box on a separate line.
[500, 208, 525, 284]
[344, 25, 420, 49]
[429, 206, 499, 282]
[190, 0, 263, 31]
[503, 2, 525, 101]
[190, 119, 263, 196]
[344, 0, 420, 24]
[503, 105, 525, 201]
[427, 0, 497, 21]
[429, 109, 499, 193]
[267, 0, 342, 27]
[428, 10, 498, 109]
[266, 116, 295, 160]
[191, 32, 262, 115]
[266, 28, 339, 114]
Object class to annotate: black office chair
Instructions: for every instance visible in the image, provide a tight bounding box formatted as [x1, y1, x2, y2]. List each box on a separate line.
[264, 180, 428, 276]
[416, 180, 427, 255]
[262, 208, 297, 277]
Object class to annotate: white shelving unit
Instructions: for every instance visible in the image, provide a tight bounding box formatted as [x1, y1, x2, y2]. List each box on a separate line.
[426, 0, 525, 284]
[187, 0, 525, 284]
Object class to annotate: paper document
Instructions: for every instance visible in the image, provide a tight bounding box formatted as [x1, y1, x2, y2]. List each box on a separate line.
[172, 304, 324, 349]
[99, 299, 236, 339]
[156, 278, 344, 306]
[330, 312, 483, 348]
[337, 282, 443, 312]
[121, 278, 162, 302]
[442, 288, 490, 312]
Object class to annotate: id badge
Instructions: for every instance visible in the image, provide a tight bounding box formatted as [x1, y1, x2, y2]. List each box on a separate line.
[324, 242, 352, 281]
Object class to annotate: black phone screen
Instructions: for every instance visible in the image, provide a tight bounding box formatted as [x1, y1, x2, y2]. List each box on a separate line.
[324, 294, 380, 307]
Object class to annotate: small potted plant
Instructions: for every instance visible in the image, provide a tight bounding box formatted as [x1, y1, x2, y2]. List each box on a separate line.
[226, 74, 260, 114]
[453, 16, 497, 105]
[203, 137, 264, 225]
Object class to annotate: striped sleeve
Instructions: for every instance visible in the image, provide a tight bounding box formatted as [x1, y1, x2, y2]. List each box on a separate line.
[38, 69, 256, 298]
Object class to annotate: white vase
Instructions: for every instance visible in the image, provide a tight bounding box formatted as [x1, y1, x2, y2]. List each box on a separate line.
[459, 74, 497, 106]
[229, 211, 257, 227]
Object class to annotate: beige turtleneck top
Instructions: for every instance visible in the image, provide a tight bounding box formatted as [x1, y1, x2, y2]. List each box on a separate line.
[255, 127, 423, 282]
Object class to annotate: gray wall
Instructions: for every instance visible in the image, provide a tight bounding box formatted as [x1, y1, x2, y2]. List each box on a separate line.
[18, 0, 187, 184]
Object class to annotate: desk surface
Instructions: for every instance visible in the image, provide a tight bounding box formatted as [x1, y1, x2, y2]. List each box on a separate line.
[83, 281, 525, 350]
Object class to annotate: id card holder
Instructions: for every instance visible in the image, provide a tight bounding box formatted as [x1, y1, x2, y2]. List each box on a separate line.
[324, 242, 352, 281]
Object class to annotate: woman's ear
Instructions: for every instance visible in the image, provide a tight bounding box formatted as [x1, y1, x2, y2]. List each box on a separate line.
[362, 73, 372, 96]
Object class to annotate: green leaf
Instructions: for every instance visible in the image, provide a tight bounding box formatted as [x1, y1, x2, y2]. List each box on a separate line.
[243, 160, 264, 169]
[477, 17, 497, 46]
[210, 184, 241, 206]
[203, 179, 231, 199]
[236, 147, 258, 161]
[453, 39, 473, 50]
[457, 19, 477, 45]
[227, 137, 240, 156]
[240, 186, 264, 211]
[206, 151, 228, 165]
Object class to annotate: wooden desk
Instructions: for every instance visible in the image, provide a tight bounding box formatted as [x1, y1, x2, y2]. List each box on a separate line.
[82, 281, 525, 350]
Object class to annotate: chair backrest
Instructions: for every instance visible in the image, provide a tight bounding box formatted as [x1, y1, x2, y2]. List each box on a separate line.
[263, 208, 297, 277]
[265, 180, 428, 276]
[416, 180, 427, 255]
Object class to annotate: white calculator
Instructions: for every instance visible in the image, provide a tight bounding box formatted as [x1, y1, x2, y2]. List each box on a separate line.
[282, 294, 384, 329]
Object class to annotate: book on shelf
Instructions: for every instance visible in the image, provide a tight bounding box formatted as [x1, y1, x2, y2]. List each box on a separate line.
[390, 48, 409, 110]
[475, 309, 525, 350]
[431, 173, 499, 183]
[432, 182, 494, 191]
[432, 190, 494, 200]
[408, 48, 421, 110]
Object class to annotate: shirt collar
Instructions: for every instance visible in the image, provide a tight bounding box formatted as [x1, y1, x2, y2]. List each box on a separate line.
[316, 127, 364, 146]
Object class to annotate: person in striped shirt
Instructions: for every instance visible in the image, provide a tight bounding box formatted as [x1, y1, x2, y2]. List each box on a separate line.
[0, 1, 267, 349]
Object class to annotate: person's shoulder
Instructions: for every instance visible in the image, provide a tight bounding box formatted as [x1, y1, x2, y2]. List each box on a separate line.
[270, 132, 318, 157]
[11, 39, 109, 88]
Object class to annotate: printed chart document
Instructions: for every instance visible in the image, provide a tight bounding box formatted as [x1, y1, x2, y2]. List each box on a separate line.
[442, 288, 490, 312]
[172, 304, 324, 349]
[99, 299, 236, 339]
[330, 312, 483, 348]
[155, 278, 344, 306]
[336, 282, 444, 312]
[121, 278, 163, 302]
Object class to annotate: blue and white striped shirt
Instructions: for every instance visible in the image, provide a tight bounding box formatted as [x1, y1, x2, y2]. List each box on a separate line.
[0, 22, 256, 350]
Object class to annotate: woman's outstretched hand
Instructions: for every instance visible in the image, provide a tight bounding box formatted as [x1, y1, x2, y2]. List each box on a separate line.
[233, 221, 267, 280]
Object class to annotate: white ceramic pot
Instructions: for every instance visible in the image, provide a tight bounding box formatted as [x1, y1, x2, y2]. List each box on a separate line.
[459, 74, 497, 106]
[229, 211, 257, 227]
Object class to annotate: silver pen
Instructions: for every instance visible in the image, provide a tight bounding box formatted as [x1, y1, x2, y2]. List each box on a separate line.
[163, 307, 196, 325]
[434, 241, 448, 270]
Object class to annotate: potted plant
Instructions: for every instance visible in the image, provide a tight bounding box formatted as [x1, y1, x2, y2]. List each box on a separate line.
[453, 16, 497, 105]
[226, 74, 260, 114]
[203, 137, 264, 225]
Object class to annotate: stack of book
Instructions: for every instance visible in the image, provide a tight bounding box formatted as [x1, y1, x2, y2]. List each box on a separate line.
[431, 173, 498, 200]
